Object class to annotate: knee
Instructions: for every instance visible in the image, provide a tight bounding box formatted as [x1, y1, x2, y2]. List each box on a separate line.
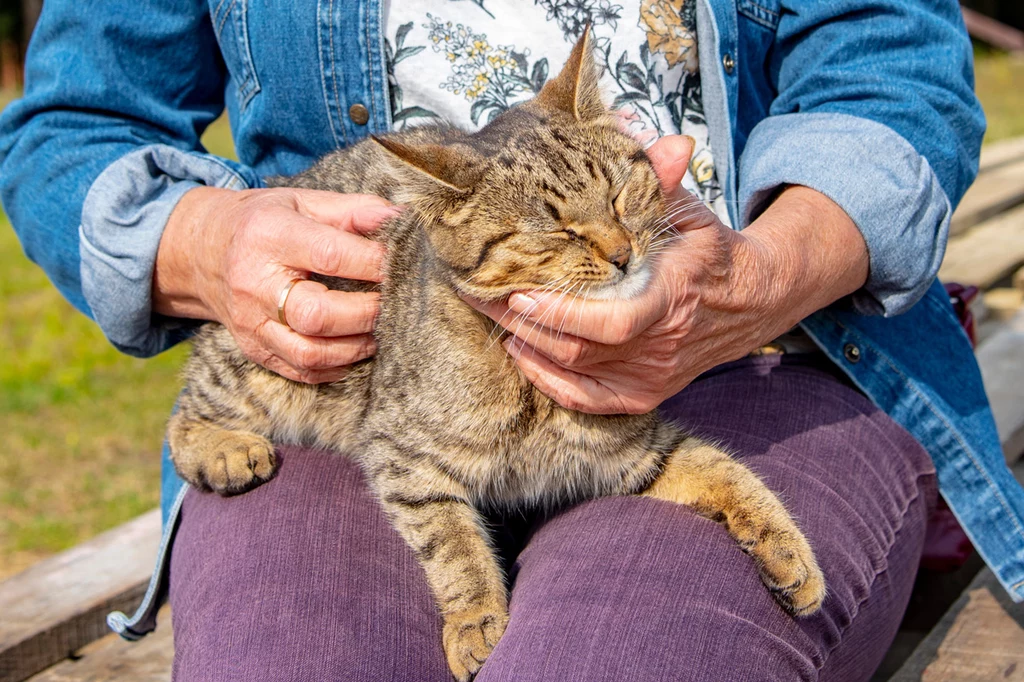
[169, 446, 452, 682]
[476, 496, 820, 682]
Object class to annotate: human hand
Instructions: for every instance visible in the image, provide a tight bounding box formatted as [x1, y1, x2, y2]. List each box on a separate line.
[466, 135, 868, 414]
[154, 186, 400, 383]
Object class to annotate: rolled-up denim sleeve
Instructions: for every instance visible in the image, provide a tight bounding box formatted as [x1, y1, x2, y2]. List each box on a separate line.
[0, 0, 263, 357]
[79, 146, 260, 356]
[738, 0, 985, 316]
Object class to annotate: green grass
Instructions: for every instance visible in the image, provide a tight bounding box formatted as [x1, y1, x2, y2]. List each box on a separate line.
[0, 113, 234, 579]
[974, 51, 1024, 145]
[0, 212, 188, 576]
[1, 51, 1023, 579]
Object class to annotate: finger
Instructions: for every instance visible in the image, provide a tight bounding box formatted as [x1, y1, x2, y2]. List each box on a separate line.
[647, 135, 694, 196]
[294, 191, 402, 235]
[276, 280, 380, 337]
[504, 289, 666, 346]
[647, 136, 717, 234]
[504, 337, 632, 415]
[257, 320, 377, 371]
[505, 320, 620, 368]
[277, 214, 388, 282]
[260, 354, 351, 385]
[463, 294, 612, 367]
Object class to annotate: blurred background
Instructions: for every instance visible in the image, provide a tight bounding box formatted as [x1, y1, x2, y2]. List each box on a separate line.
[0, 0, 1022, 580]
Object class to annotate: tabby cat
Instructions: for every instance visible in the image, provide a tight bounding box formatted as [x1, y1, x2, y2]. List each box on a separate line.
[169, 31, 825, 681]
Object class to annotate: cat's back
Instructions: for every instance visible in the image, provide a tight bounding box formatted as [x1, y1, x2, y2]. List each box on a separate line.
[275, 124, 471, 198]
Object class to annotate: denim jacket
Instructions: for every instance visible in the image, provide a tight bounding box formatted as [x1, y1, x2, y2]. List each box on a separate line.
[2, 0, 1022, 639]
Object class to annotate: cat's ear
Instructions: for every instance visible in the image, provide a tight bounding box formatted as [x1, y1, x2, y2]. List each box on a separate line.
[535, 26, 605, 121]
[372, 136, 482, 195]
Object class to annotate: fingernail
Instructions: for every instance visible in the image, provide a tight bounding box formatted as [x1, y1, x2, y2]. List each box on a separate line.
[367, 204, 402, 218]
[683, 135, 696, 148]
[508, 293, 537, 312]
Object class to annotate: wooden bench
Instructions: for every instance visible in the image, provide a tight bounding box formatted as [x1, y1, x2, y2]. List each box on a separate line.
[3, 136, 1024, 682]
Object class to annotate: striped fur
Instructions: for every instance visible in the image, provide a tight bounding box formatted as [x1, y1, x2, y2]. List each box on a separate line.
[169, 32, 824, 681]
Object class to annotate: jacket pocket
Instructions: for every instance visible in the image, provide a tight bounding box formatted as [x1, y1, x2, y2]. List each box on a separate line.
[737, 0, 781, 30]
[210, 0, 261, 111]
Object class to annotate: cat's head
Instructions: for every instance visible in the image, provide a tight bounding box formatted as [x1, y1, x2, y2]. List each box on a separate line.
[374, 29, 671, 302]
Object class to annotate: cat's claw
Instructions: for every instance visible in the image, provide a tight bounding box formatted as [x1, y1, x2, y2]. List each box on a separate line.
[442, 605, 509, 681]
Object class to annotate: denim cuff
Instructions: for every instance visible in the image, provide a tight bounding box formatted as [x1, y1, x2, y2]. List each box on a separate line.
[738, 112, 952, 316]
[80, 144, 262, 357]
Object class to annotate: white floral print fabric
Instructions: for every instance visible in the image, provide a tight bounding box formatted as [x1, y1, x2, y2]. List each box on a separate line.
[382, 0, 730, 225]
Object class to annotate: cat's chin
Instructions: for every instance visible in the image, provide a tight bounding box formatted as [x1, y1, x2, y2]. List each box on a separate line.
[583, 263, 653, 301]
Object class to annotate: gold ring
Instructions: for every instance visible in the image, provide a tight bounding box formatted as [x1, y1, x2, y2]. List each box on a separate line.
[277, 278, 305, 328]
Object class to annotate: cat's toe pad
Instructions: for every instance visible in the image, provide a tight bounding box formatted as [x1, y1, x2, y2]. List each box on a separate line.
[442, 606, 508, 681]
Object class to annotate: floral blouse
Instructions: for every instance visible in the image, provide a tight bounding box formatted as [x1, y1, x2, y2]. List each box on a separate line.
[382, 0, 730, 225]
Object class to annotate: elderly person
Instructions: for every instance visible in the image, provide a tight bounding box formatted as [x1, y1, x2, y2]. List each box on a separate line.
[2, 1, 1021, 680]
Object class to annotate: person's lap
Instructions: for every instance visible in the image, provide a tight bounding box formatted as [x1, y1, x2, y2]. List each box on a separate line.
[169, 354, 937, 681]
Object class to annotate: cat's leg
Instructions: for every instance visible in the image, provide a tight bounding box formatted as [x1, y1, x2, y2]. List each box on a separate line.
[639, 434, 826, 617]
[368, 452, 508, 681]
[168, 410, 276, 495]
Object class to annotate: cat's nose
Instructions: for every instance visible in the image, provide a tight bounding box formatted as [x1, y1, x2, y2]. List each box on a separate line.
[607, 244, 632, 272]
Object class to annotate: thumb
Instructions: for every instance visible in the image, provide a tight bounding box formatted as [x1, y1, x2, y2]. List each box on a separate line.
[646, 135, 695, 196]
[295, 190, 402, 235]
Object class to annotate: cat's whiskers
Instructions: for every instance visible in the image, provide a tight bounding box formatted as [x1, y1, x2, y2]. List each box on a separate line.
[554, 280, 586, 347]
[523, 282, 576, 362]
[482, 273, 575, 352]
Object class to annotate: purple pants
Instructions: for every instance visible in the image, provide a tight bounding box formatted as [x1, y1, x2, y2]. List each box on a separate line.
[169, 355, 937, 681]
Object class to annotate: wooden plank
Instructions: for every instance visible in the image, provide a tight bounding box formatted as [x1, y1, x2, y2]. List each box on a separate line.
[983, 288, 1024, 321]
[976, 309, 1024, 465]
[26, 607, 173, 682]
[961, 7, 1024, 53]
[979, 137, 1024, 176]
[941, 203, 1024, 289]
[889, 568, 1024, 681]
[951, 157, 1024, 236]
[0, 510, 161, 682]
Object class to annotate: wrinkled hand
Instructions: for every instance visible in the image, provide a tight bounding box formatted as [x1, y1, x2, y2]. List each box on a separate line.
[465, 135, 866, 414]
[155, 186, 400, 383]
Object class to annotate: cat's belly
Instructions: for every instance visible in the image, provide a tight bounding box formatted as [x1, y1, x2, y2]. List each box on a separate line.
[362, 400, 662, 510]
[485, 415, 661, 507]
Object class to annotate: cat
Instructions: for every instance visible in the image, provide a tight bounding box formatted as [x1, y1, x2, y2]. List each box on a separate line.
[168, 30, 825, 681]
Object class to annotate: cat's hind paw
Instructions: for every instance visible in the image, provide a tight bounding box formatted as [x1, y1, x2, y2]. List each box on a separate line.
[442, 605, 509, 681]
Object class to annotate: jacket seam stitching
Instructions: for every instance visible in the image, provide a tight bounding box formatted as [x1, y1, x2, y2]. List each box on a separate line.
[212, 0, 230, 21]
[216, 0, 236, 36]
[328, 0, 348, 144]
[236, 0, 261, 109]
[365, 1, 379, 126]
[737, 1, 779, 30]
[315, 0, 342, 148]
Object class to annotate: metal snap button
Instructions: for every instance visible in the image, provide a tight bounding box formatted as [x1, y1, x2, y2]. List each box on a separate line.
[349, 103, 370, 126]
[843, 343, 861, 363]
[722, 53, 736, 75]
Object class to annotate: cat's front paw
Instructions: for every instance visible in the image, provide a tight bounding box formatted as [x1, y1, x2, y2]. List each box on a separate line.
[442, 604, 509, 681]
[174, 429, 278, 496]
[751, 526, 826, 617]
